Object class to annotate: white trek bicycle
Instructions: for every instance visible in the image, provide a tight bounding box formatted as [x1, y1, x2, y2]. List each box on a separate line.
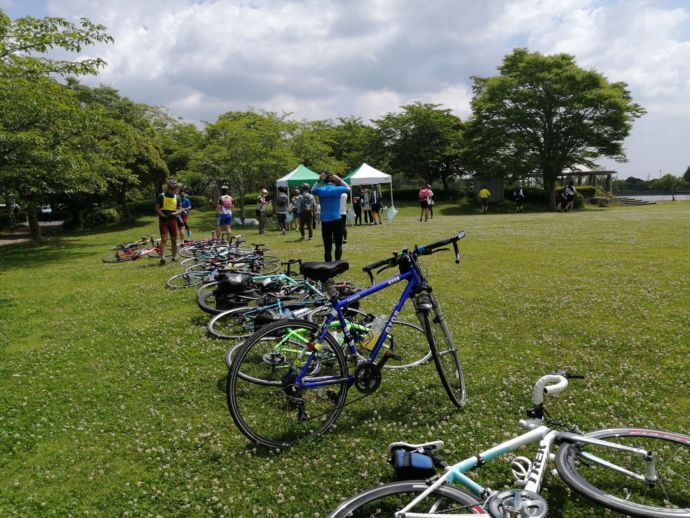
[329, 371, 690, 517]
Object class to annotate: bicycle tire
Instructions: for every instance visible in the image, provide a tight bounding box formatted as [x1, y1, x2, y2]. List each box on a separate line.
[307, 306, 431, 370]
[165, 272, 204, 289]
[328, 480, 486, 517]
[198, 292, 256, 315]
[102, 252, 133, 263]
[195, 281, 217, 300]
[207, 306, 263, 340]
[556, 427, 690, 517]
[422, 296, 467, 408]
[227, 319, 349, 448]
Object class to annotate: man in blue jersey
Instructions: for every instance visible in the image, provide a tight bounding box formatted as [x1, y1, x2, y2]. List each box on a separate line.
[312, 172, 350, 262]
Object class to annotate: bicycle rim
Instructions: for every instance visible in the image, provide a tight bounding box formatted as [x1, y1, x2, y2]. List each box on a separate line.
[422, 307, 467, 408]
[207, 306, 259, 340]
[165, 272, 203, 289]
[556, 428, 690, 517]
[328, 480, 486, 518]
[227, 319, 349, 448]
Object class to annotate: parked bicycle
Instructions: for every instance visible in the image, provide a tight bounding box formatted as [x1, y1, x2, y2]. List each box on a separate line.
[103, 236, 161, 263]
[329, 371, 690, 518]
[226, 231, 467, 448]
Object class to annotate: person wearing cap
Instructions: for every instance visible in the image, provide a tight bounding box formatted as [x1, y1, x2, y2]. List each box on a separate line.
[216, 185, 234, 240]
[155, 179, 183, 265]
[256, 188, 269, 234]
[312, 172, 349, 262]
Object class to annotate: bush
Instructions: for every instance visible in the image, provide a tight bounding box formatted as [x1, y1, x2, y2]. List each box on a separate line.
[84, 208, 120, 227]
[574, 185, 596, 198]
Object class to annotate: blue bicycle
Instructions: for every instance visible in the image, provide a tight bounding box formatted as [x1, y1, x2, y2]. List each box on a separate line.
[226, 232, 467, 448]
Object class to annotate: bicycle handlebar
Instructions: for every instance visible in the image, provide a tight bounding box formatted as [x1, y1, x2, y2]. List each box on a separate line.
[362, 231, 466, 283]
[531, 371, 584, 406]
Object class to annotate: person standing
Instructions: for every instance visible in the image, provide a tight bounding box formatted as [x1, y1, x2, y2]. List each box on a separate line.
[312, 173, 350, 262]
[290, 188, 301, 231]
[370, 186, 382, 224]
[479, 185, 491, 214]
[362, 187, 372, 224]
[178, 189, 192, 238]
[274, 186, 289, 235]
[564, 181, 576, 212]
[418, 184, 432, 222]
[352, 190, 362, 225]
[298, 183, 316, 240]
[216, 186, 234, 240]
[340, 192, 348, 244]
[155, 179, 183, 265]
[256, 188, 269, 234]
[513, 186, 526, 213]
[427, 186, 435, 219]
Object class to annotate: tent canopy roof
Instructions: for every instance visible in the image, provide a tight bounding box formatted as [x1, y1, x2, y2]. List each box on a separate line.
[276, 164, 319, 188]
[343, 163, 391, 185]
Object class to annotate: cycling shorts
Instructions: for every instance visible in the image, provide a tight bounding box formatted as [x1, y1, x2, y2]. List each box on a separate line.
[217, 214, 233, 226]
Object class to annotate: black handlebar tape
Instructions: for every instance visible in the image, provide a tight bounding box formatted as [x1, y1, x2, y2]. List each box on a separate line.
[363, 256, 394, 272]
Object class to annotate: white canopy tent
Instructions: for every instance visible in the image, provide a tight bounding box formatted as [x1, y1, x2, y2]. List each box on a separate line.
[344, 163, 394, 207]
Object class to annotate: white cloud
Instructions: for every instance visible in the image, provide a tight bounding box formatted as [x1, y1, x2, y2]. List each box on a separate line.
[18, 0, 687, 176]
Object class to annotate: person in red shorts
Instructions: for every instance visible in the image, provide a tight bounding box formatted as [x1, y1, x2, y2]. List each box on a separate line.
[155, 179, 183, 265]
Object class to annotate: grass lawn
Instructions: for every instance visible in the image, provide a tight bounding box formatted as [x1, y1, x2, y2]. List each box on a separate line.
[1, 202, 688, 517]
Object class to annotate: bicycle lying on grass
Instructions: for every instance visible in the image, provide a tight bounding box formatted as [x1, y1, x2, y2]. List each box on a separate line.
[329, 371, 690, 518]
[226, 231, 467, 448]
[102, 236, 161, 263]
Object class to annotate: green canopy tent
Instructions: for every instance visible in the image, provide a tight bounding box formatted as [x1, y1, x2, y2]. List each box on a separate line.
[276, 164, 319, 189]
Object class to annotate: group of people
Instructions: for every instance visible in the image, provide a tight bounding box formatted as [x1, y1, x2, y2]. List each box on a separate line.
[351, 187, 383, 225]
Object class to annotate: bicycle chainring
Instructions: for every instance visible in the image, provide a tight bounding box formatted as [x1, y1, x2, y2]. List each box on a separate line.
[485, 489, 548, 518]
[353, 363, 381, 395]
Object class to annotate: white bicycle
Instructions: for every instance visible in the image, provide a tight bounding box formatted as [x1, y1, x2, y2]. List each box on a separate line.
[329, 371, 690, 517]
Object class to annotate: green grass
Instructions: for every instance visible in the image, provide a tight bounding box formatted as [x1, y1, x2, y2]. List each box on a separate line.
[1, 202, 688, 517]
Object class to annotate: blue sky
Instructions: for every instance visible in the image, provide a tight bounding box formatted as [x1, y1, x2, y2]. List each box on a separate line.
[3, 0, 690, 179]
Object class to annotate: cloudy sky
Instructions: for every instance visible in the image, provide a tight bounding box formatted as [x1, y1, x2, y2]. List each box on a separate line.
[3, 0, 690, 179]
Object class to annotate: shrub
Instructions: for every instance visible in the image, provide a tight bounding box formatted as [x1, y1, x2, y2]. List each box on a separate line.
[84, 208, 120, 227]
[575, 185, 596, 198]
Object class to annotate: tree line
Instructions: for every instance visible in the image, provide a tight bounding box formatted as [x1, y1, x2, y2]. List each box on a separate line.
[1, 10, 650, 240]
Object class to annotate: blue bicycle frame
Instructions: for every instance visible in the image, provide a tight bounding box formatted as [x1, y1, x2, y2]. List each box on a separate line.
[297, 265, 424, 389]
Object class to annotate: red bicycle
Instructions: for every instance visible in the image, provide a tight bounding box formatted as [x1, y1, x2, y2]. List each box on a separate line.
[102, 236, 161, 263]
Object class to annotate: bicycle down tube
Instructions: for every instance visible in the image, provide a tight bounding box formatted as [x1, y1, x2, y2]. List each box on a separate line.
[297, 266, 422, 390]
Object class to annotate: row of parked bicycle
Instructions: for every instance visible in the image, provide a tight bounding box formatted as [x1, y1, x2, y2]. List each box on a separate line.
[106, 232, 690, 518]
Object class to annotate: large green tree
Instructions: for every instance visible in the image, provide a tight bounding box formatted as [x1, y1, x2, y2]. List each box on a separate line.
[653, 174, 687, 201]
[325, 117, 383, 174]
[0, 9, 113, 238]
[194, 111, 295, 219]
[374, 102, 465, 188]
[464, 49, 645, 208]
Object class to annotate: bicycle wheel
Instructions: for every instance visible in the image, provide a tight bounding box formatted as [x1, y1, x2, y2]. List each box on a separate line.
[195, 281, 217, 300]
[308, 307, 431, 370]
[328, 480, 485, 517]
[556, 428, 690, 517]
[227, 319, 349, 448]
[102, 252, 133, 263]
[421, 296, 467, 408]
[207, 306, 262, 340]
[165, 272, 204, 289]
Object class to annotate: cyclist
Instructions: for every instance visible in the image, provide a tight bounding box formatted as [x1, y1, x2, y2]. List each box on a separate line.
[479, 184, 491, 214]
[216, 186, 233, 240]
[297, 183, 316, 241]
[155, 179, 183, 265]
[312, 172, 349, 261]
[178, 189, 192, 238]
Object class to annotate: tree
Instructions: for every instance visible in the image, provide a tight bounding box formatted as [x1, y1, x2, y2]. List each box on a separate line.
[0, 10, 112, 76]
[463, 49, 645, 209]
[683, 166, 690, 184]
[326, 117, 383, 173]
[653, 174, 687, 201]
[194, 111, 295, 219]
[0, 72, 103, 238]
[287, 120, 346, 174]
[374, 102, 465, 188]
[0, 9, 113, 239]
